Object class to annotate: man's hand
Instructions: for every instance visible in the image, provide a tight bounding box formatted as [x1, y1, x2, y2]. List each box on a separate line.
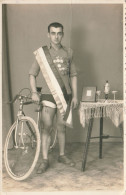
[71, 97, 78, 109]
[31, 92, 40, 103]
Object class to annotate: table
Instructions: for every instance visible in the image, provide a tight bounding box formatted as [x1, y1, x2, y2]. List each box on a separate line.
[79, 99, 123, 171]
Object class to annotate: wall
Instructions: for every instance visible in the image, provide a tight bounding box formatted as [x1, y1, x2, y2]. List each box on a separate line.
[3, 4, 123, 145]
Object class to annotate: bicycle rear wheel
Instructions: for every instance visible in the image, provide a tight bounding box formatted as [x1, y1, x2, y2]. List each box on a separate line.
[4, 116, 40, 181]
[49, 127, 57, 150]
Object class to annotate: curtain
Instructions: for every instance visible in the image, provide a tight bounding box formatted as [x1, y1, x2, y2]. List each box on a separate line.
[2, 5, 14, 148]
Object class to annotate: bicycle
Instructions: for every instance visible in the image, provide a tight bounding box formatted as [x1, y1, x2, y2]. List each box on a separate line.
[4, 88, 57, 181]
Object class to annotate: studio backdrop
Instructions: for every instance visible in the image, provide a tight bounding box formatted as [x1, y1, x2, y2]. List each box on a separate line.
[2, 4, 123, 147]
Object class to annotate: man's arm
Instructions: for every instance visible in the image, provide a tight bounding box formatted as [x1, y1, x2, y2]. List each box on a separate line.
[70, 76, 78, 109]
[29, 75, 40, 102]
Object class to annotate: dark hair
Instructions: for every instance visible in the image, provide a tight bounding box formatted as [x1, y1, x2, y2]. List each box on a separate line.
[48, 22, 64, 32]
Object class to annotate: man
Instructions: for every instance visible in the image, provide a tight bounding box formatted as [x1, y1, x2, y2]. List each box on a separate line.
[29, 22, 78, 174]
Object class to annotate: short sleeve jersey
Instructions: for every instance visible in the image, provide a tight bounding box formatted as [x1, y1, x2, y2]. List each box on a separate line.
[29, 45, 77, 95]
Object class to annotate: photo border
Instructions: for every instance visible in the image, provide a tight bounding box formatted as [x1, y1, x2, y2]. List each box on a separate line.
[0, 0, 125, 195]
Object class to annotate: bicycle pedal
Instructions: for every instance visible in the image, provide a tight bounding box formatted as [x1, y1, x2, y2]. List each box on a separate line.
[20, 147, 25, 149]
[14, 145, 19, 149]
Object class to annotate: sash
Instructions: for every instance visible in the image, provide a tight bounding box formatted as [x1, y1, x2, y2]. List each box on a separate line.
[34, 46, 73, 128]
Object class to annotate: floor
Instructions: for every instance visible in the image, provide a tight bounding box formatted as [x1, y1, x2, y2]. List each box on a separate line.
[2, 142, 124, 192]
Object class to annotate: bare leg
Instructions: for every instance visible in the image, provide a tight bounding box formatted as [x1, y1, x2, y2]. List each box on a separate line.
[56, 109, 66, 156]
[41, 106, 56, 159]
[56, 109, 75, 166]
[37, 106, 56, 174]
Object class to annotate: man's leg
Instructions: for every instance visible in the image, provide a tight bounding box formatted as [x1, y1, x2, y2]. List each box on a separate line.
[56, 110, 75, 166]
[56, 109, 66, 156]
[41, 106, 56, 159]
[37, 106, 56, 173]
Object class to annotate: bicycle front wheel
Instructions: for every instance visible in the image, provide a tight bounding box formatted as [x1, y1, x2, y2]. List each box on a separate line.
[4, 116, 40, 181]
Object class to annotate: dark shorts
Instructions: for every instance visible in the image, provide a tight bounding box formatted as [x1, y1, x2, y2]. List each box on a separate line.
[41, 94, 72, 108]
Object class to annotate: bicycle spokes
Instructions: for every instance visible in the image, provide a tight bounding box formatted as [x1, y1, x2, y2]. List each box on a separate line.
[13, 120, 35, 150]
[5, 118, 39, 178]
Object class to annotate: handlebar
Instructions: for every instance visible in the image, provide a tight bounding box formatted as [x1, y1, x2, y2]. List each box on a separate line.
[8, 94, 42, 112]
[8, 95, 42, 104]
[7, 88, 43, 112]
[7, 94, 33, 104]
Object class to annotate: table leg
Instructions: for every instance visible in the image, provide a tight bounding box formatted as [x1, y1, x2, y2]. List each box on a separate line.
[119, 122, 123, 142]
[99, 107, 103, 159]
[82, 109, 94, 172]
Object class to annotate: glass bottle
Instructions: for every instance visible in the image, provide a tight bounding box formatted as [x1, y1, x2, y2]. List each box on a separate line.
[104, 80, 110, 100]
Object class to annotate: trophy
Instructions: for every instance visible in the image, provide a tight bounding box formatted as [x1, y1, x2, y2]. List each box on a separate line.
[112, 91, 118, 102]
[96, 90, 101, 102]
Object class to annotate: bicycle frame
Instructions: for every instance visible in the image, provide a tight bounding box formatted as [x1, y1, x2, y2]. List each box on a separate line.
[13, 95, 41, 149]
[11, 89, 57, 152]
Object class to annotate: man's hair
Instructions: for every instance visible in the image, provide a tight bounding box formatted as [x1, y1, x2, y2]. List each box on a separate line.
[48, 22, 64, 33]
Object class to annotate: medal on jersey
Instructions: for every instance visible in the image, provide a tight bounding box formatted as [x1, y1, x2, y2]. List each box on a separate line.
[53, 56, 69, 75]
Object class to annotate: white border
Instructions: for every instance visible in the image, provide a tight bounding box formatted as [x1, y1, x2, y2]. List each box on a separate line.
[0, 0, 125, 4]
[0, 0, 125, 195]
[123, 1, 126, 193]
[0, 2, 2, 195]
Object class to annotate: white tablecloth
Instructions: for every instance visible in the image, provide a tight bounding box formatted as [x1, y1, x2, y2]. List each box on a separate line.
[79, 99, 123, 128]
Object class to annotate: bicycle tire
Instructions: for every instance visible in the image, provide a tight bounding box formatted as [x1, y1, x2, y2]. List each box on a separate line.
[4, 116, 40, 181]
[49, 127, 57, 150]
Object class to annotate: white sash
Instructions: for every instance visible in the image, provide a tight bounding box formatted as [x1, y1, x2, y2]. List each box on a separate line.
[34, 47, 73, 127]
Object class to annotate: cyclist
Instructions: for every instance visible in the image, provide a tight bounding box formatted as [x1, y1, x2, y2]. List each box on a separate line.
[29, 22, 78, 174]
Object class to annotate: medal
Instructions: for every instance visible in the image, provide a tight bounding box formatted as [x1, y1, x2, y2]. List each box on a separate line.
[53, 56, 69, 75]
[57, 64, 61, 68]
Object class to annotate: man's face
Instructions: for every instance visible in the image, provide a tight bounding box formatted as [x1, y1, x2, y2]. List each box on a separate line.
[48, 27, 64, 45]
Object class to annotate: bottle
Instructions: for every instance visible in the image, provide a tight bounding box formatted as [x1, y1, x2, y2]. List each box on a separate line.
[104, 80, 110, 100]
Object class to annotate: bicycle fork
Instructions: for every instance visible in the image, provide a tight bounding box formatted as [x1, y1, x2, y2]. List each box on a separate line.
[14, 100, 41, 150]
[14, 118, 26, 150]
